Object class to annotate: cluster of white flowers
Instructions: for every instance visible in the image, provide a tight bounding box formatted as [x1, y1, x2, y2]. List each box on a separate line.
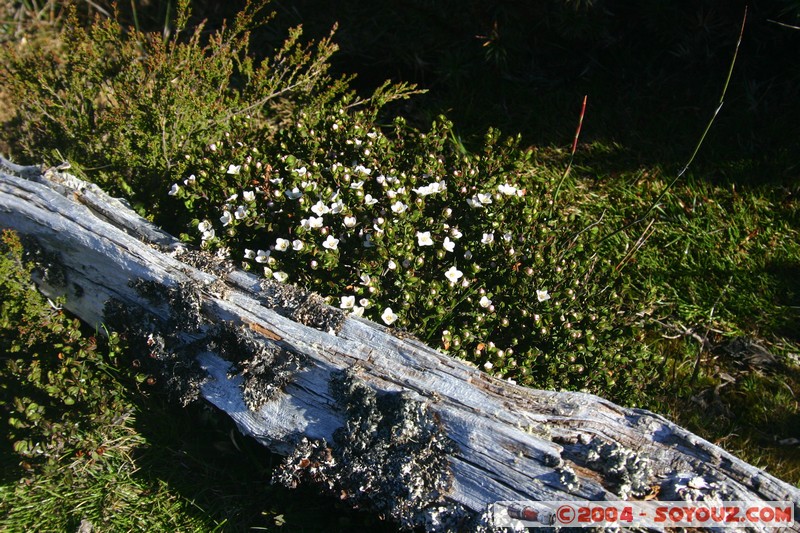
[467, 192, 493, 209]
[412, 180, 446, 196]
[181, 153, 555, 336]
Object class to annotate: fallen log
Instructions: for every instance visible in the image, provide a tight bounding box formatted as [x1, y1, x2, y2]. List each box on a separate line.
[1, 158, 798, 531]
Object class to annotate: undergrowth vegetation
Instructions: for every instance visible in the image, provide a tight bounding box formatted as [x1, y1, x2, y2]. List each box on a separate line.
[0, 230, 216, 530]
[1, 0, 798, 530]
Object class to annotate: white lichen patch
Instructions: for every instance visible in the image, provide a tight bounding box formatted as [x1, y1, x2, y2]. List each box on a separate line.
[556, 464, 581, 492]
[660, 472, 729, 503]
[273, 369, 469, 531]
[582, 437, 652, 499]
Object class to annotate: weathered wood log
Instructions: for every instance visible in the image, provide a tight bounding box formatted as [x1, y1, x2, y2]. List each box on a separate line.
[1, 158, 798, 531]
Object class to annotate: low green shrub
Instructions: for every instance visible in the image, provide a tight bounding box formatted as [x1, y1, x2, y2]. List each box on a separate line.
[167, 110, 662, 404]
[0, 229, 219, 530]
[1, 1, 666, 406]
[0, 229, 127, 465]
[0, 0, 419, 219]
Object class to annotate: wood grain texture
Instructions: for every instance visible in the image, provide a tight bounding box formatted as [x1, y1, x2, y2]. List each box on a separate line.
[1, 159, 798, 531]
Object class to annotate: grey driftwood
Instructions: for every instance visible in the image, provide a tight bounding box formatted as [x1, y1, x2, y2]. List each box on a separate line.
[1, 158, 798, 532]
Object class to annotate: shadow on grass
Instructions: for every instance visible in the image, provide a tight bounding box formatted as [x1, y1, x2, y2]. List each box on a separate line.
[129, 398, 399, 532]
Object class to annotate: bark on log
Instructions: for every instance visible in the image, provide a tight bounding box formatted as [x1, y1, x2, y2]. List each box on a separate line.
[1, 158, 798, 531]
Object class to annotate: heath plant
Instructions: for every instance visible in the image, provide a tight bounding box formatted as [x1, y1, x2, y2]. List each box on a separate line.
[0, 0, 420, 219]
[168, 109, 663, 405]
[1, 0, 664, 404]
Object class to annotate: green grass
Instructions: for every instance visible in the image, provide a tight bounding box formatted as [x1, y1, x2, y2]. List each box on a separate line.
[0, 1, 799, 531]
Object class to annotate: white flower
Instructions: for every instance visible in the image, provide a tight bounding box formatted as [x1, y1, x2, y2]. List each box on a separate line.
[466, 197, 483, 209]
[322, 235, 339, 250]
[477, 192, 493, 204]
[413, 181, 445, 196]
[243, 190, 255, 202]
[481, 232, 494, 245]
[307, 216, 324, 229]
[351, 306, 365, 317]
[537, 289, 551, 302]
[450, 228, 463, 240]
[343, 216, 357, 228]
[292, 239, 304, 251]
[198, 220, 211, 232]
[209, 143, 217, 151]
[255, 249, 270, 263]
[244, 249, 255, 259]
[349, 180, 364, 190]
[311, 200, 330, 216]
[168, 183, 180, 196]
[183, 174, 196, 186]
[484, 361, 493, 370]
[444, 266, 464, 283]
[234, 205, 248, 220]
[274, 238, 290, 251]
[443, 237, 455, 252]
[220, 210, 233, 226]
[498, 183, 518, 196]
[387, 259, 397, 270]
[273, 271, 289, 283]
[293, 166, 308, 176]
[386, 187, 406, 199]
[340, 295, 356, 309]
[227, 164, 241, 175]
[503, 232, 513, 242]
[226, 193, 239, 202]
[201, 228, 215, 241]
[285, 188, 303, 200]
[270, 177, 284, 185]
[391, 201, 408, 214]
[381, 307, 398, 325]
[330, 199, 345, 214]
[364, 194, 378, 206]
[360, 273, 371, 285]
[354, 164, 372, 175]
[479, 296, 492, 308]
[359, 298, 370, 308]
[416, 231, 434, 246]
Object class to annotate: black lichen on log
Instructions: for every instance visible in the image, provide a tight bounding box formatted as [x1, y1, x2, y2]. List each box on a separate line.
[208, 321, 306, 411]
[258, 280, 345, 334]
[273, 369, 469, 531]
[103, 279, 207, 406]
[20, 235, 67, 288]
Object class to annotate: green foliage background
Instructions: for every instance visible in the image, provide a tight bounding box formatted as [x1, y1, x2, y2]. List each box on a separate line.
[0, 0, 798, 530]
